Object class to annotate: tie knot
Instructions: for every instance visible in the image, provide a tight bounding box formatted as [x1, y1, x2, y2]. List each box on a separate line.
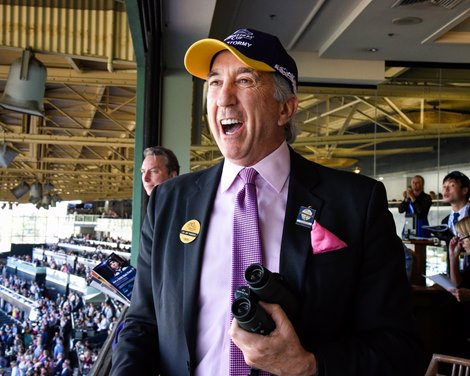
[239, 168, 258, 185]
[454, 212, 460, 221]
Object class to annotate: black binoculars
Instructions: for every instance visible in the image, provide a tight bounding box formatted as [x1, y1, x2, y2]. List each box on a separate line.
[231, 263, 299, 335]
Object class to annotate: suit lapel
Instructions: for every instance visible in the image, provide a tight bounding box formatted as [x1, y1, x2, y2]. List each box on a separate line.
[279, 150, 324, 293]
[181, 163, 223, 361]
[179, 152, 324, 362]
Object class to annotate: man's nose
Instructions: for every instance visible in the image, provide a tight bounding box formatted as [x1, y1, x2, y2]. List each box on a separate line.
[217, 82, 236, 107]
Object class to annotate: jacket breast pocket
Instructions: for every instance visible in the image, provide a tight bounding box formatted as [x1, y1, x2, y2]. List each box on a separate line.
[311, 246, 352, 265]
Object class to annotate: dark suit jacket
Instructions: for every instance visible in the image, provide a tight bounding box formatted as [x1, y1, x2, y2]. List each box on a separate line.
[442, 206, 470, 232]
[111, 149, 423, 375]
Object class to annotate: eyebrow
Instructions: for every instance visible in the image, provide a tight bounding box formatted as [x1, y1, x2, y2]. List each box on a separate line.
[141, 168, 159, 173]
[459, 234, 470, 242]
[207, 66, 261, 80]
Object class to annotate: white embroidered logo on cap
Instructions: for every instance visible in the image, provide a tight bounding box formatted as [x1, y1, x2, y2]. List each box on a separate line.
[225, 28, 254, 42]
[275, 64, 297, 93]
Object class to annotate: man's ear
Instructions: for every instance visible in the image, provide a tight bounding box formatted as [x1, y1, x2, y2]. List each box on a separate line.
[278, 96, 298, 126]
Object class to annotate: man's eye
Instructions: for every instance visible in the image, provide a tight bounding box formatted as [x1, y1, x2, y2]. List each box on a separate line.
[208, 79, 221, 87]
[237, 77, 255, 87]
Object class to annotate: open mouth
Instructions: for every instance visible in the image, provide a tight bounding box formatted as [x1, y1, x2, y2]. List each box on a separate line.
[221, 119, 243, 135]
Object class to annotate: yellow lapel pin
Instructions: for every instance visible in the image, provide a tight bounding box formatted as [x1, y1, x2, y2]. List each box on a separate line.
[180, 219, 201, 244]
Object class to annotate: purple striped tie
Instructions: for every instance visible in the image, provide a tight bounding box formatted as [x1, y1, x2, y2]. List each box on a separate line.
[230, 168, 267, 376]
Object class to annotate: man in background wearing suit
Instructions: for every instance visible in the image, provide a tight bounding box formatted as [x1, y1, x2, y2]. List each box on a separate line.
[441, 170, 470, 235]
[111, 28, 423, 376]
[140, 146, 180, 196]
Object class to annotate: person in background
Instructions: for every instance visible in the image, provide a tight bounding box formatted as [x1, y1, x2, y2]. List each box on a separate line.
[9, 360, 19, 376]
[448, 215, 470, 302]
[60, 359, 73, 376]
[441, 215, 470, 358]
[398, 175, 433, 238]
[113, 146, 179, 350]
[441, 171, 470, 236]
[140, 146, 180, 196]
[111, 28, 423, 375]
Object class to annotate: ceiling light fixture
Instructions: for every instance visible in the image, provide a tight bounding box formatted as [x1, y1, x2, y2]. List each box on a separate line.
[0, 48, 47, 117]
[29, 182, 43, 204]
[43, 181, 54, 193]
[0, 143, 18, 168]
[392, 16, 423, 25]
[10, 181, 30, 200]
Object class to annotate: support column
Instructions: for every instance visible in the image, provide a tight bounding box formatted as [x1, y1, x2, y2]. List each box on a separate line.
[161, 71, 192, 174]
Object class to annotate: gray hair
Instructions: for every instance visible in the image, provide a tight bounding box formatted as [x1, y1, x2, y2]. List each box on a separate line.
[143, 146, 180, 176]
[272, 73, 299, 144]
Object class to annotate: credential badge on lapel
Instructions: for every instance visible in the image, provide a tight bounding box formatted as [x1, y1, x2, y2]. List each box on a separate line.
[180, 219, 201, 244]
[296, 206, 316, 229]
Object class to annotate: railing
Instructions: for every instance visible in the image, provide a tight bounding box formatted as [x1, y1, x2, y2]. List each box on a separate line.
[57, 243, 130, 260]
[0, 284, 37, 321]
[6, 257, 47, 275]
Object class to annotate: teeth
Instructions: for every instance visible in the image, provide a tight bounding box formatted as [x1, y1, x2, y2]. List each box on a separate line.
[221, 119, 240, 125]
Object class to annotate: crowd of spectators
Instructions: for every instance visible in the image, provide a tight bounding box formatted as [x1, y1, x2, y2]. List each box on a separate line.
[12, 254, 91, 283]
[60, 235, 131, 251]
[0, 241, 126, 375]
[24, 236, 131, 282]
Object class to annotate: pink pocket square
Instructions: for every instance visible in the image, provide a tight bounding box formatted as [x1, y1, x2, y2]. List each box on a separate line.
[311, 221, 347, 254]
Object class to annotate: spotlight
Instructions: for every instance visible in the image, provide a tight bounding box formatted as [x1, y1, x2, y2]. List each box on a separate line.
[0, 143, 18, 168]
[43, 182, 54, 193]
[50, 194, 62, 208]
[0, 48, 47, 117]
[10, 181, 30, 200]
[41, 194, 51, 206]
[29, 182, 43, 204]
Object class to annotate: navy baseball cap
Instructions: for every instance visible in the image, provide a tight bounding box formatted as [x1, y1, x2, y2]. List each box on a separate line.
[184, 28, 298, 94]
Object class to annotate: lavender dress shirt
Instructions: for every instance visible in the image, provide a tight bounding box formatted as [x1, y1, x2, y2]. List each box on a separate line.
[195, 142, 290, 375]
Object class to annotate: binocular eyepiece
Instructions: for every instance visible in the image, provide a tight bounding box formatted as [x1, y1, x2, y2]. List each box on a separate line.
[231, 264, 299, 335]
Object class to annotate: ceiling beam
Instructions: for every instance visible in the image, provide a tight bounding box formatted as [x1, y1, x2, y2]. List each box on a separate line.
[0, 66, 137, 86]
[294, 127, 470, 146]
[1, 133, 134, 147]
[12, 157, 134, 165]
[3, 167, 133, 177]
[190, 126, 470, 152]
[301, 84, 470, 101]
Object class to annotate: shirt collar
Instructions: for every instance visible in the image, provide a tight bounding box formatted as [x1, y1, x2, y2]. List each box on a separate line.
[220, 142, 290, 193]
[458, 203, 470, 217]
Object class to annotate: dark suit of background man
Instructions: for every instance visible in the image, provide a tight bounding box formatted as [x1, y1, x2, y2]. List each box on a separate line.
[398, 175, 432, 238]
[111, 28, 423, 376]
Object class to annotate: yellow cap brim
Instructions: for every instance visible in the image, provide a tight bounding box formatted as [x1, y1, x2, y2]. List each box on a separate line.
[184, 38, 275, 80]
